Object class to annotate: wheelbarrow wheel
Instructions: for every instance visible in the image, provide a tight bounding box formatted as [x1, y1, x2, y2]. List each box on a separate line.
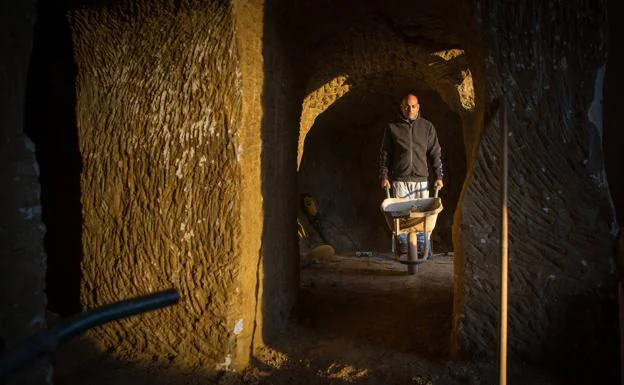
[407, 232, 431, 274]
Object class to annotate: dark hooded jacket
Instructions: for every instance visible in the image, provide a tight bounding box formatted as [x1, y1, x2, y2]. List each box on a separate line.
[379, 112, 443, 182]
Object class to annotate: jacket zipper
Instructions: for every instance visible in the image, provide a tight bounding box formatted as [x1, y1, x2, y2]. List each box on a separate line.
[409, 121, 413, 173]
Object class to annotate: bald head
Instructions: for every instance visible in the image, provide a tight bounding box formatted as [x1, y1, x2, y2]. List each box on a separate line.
[401, 94, 420, 120]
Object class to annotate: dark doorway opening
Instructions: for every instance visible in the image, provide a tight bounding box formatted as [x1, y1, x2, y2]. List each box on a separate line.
[24, 1, 83, 316]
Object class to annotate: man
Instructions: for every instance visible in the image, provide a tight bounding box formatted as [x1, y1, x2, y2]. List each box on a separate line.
[379, 94, 444, 254]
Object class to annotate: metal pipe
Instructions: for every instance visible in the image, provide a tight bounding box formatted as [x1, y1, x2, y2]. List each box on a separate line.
[0, 289, 180, 378]
[499, 95, 509, 385]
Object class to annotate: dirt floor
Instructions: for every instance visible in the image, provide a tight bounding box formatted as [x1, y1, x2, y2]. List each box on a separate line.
[50, 253, 556, 385]
[222, 253, 555, 385]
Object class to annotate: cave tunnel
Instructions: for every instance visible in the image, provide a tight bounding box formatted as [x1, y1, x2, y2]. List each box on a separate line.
[293, 3, 475, 257]
[298, 84, 466, 254]
[292, 1, 474, 363]
[295, 84, 468, 357]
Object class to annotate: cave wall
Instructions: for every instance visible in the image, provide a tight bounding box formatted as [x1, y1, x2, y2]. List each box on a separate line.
[68, 0, 299, 372]
[229, 0, 264, 363]
[230, 0, 300, 354]
[70, 0, 252, 371]
[0, 1, 50, 384]
[453, 0, 618, 380]
[604, 0, 624, 224]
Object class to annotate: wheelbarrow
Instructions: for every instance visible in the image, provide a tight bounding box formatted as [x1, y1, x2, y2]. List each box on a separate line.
[381, 187, 443, 274]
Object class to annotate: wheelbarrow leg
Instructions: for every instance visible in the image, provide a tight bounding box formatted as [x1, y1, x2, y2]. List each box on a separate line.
[408, 231, 418, 274]
[423, 212, 429, 260]
[385, 186, 397, 255]
[394, 218, 401, 257]
[393, 218, 400, 255]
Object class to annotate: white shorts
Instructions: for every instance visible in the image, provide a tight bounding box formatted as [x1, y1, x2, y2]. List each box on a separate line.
[392, 181, 429, 199]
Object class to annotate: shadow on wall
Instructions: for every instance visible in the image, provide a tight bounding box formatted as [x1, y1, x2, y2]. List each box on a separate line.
[604, 0, 624, 223]
[298, 82, 465, 254]
[258, 1, 302, 343]
[540, 290, 619, 385]
[24, 2, 83, 316]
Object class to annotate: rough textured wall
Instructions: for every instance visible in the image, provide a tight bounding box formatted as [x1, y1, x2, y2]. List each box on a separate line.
[604, 0, 624, 224]
[0, 1, 51, 384]
[229, 0, 264, 366]
[295, 10, 470, 253]
[453, 0, 618, 381]
[71, 0, 247, 372]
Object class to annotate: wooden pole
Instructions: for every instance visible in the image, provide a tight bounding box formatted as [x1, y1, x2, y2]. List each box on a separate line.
[499, 95, 509, 385]
[619, 282, 624, 385]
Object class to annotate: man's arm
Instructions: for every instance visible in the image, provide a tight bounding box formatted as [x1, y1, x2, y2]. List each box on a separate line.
[379, 126, 393, 188]
[427, 123, 444, 188]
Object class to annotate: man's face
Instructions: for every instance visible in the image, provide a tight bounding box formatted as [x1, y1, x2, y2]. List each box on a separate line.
[303, 196, 318, 217]
[401, 96, 420, 120]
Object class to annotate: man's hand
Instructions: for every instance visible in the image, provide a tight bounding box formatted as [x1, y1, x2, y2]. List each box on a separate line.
[381, 178, 390, 189]
[434, 179, 444, 190]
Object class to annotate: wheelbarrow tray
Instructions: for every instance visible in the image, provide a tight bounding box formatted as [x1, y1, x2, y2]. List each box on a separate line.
[380, 197, 443, 235]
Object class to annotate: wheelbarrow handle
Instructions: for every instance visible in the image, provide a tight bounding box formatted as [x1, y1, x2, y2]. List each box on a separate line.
[0, 289, 180, 378]
[382, 186, 395, 254]
[434, 186, 440, 198]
